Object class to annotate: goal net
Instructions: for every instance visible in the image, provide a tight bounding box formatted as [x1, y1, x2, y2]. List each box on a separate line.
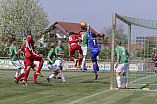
[110, 13, 157, 91]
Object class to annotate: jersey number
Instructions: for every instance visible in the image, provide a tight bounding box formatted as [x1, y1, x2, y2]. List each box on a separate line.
[93, 39, 96, 45]
[122, 48, 125, 55]
[69, 36, 72, 41]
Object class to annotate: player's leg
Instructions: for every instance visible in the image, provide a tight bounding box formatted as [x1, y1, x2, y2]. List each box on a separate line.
[90, 50, 99, 79]
[116, 64, 124, 89]
[31, 53, 44, 76]
[56, 69, 67, 83]
[32, 64, 41, 84]
[69, 47, 78, 67]
[11, 61, 23, 79]
[23, 66, 31, 85]
[58, 60, 64, 79]
[47, 64, 58, 82]
[81, 46, 87, 70]
[123, 63, 129, 89]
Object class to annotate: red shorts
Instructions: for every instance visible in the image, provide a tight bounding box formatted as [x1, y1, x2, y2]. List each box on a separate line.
[70, 44, 82, 55]
[24, 58, 36, 70]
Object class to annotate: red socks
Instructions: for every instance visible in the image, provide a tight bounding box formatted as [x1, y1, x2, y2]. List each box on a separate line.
[37, 61, 44, 73]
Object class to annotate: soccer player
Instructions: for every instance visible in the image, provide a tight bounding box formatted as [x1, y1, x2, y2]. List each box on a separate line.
[151, 51, 157, 75]
[55, 40, 65, 79]
[115, 39, 129, 89]
[15, 45, 43, 84]
[67, 32, 82, 67]
[21, 30, 44, 85]
[47, 43, 67, 83]
[78, 22, 88, 70]
[87, 24, 99, 79]
[9, 38, 25, 80]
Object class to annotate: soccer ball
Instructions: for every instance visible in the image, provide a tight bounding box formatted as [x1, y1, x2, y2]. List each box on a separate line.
[81, 22, 86, 28]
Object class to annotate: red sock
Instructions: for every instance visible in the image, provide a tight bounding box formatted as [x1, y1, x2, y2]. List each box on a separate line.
[37, 61, 44, 73]
[78, 57, 82, 66]
[24, 69, 30, 82]
[16, 73, 24, 81]
[34, 72, 37, 81]
[155, 70, 156, 73]
[70, 56, 75, 61]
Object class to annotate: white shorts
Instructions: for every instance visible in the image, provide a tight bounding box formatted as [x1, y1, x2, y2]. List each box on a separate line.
[11, 60, 23, 69]
[116, 63, 129, 73]
[47, 64, 59, 72]
[55, 60, 64, 67]
[81, 46, 87, 55]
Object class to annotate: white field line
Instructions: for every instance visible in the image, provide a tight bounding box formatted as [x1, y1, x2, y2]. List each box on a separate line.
[69, 74, 155, 104]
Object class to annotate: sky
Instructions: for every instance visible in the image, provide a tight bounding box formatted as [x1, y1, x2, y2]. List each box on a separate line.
[39, 0, 157, 33]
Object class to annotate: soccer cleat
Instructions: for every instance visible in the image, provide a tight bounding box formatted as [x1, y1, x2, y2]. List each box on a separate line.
[20, 78, 23, 81]
[47, 77, 51, 82]
[83, 68, 87, 71]
[58, 77, 61, 79]
[125, 86, 128, 89]
[95, 74, 98, 80]
[23, 80, 28, 86]
[33, 81, 41, 84]
[53, 76, 56, 79]
[63, 81, 68, 83]
[118, 87, 122, 89]
[14, 79, 19, 84]
[36, 72, 44, 77]
[74, 60, 78, 67]
[76, 66, 80, 68]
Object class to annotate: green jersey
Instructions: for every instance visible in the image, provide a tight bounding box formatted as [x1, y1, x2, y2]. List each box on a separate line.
[81, 32, 88, 46]
[115, 46, 128, 64]
[47, 49, 57, 65]
[55, 46, 64, 59]
[9, 45, 18, 61]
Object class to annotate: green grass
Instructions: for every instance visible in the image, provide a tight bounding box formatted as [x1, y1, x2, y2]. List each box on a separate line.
[0, 70, 157, 104]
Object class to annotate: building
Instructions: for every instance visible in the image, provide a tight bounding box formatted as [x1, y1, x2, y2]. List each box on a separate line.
[41, 21, 105, 50]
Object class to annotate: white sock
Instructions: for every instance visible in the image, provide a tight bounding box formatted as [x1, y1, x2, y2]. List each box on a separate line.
[15, 72, 18, 78]
[123, 76, 128, 87]
[61, 74, 65, 82]
[15, 68, 20, 77]
[74, 59, 77, 62]
[49, 74, 55, 79]
[81, 58, 86, 68]
[116, 76, 121, 88]
[21, 69, 25, 74]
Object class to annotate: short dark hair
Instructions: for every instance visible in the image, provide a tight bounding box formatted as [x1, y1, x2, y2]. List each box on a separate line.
[10, 38, 16, 43]
[26, 30, 31, 36]
[115, 39, 121, 45]
[50, 43, 55, 48]
[69, 32, 77, 36]
[91, 31, 96, 37]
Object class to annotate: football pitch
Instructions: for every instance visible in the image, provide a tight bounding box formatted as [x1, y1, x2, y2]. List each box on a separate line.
[0, 70, 157, 104]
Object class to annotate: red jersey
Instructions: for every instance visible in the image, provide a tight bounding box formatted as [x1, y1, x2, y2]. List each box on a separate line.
[67, 35, 80, 46]
[151, 55, 157, 61]
[25, 37, 34, 58]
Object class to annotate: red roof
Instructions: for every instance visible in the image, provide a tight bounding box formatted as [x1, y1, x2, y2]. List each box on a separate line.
[41, 21, 103, 36]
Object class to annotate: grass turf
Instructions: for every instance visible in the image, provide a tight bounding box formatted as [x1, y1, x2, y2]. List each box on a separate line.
[0, 70, 157, 104]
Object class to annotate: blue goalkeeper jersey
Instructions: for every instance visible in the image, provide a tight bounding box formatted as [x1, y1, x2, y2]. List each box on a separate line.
[87, 30, 99, 50]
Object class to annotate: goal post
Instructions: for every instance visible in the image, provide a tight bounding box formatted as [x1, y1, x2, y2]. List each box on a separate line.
[110, 13, 157, 91]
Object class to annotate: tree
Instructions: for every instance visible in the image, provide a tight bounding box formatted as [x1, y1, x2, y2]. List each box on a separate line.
[103, 24, 128, 44]
[0, 0, 50, 57]
[0, 0, 50, 41]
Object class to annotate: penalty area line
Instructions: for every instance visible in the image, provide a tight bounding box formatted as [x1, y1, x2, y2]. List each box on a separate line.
[68, 89, 110, 104]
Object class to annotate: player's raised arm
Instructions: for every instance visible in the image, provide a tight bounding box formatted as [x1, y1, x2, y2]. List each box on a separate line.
[87, 24, 90, 38]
